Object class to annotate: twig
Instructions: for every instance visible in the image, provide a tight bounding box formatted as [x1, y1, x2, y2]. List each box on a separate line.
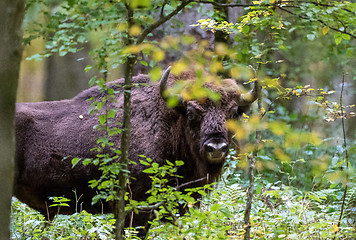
[196, 0, 256, 8]
[45, 201, 50, 221]
[243, 66, 261, 240]
[162, 202, 178, 225]
[333, 73, 349, 239]
[196, 0, 354, 14]
[175, 176, 207, 190]
[196, 0, 356, 40]
[136, 0, 192, 44]
[277, 6, 356, 39]
[127, 183, 134, 228]
[160, 0, 168, 18]
[243, 155, 255, 240]
[127, 202, 164, 213]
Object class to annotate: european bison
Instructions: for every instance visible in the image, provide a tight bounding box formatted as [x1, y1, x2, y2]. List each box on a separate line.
[14, 67, 257, 234]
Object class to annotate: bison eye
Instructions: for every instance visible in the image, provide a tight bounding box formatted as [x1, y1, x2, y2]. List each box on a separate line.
[186, 106, 201, 122]
[229, 106, 240, 119]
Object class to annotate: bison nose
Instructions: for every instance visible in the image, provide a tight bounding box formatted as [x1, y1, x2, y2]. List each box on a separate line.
[204, 142, 229, 162]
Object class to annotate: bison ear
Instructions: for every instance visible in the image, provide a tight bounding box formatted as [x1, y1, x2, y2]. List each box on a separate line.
[238, 81, 258, 106]
[173, 102, 187, 115]
[237, 105, 251, 117]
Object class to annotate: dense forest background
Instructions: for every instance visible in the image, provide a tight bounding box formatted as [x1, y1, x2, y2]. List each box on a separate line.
[8, 0, 356, 239]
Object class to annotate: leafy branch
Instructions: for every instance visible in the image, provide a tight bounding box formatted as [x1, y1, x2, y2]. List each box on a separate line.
[196, 0, 356, 40]
[277, 6, 356, 39]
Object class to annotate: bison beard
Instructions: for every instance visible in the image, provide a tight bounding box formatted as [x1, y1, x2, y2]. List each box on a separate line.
[14, 68, 256, 237]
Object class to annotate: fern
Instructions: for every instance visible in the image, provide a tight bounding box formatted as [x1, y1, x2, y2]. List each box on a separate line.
[345, 186, 356, 227]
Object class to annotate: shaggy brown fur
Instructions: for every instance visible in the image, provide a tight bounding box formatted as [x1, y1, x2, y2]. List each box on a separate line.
[14, 72, 254, 235]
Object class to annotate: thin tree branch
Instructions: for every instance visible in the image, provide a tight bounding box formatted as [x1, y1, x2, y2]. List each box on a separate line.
[243, 65, 261, 240]
[175, 176, 207, 190]
[277, 6, 356, 39]
[128, 202, 164, 212]
[162, 202, 179, 225]
[196, 0, 256, 7]
[160, 0, 168, 18]
[196, 0, 356, 40]
[333, 74, 349, 239]
[196, 0, 353, 14]
[136, 0, 193, 44]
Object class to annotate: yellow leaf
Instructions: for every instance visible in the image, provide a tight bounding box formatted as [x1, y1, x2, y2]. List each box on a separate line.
[152, 49, 165, 61]
[260, 107, 266, 115]
[330, 224, 339, 233]
[149, 66, 162, 81]
[122, 45, 140, 54]
[238, 157, 248, 169]
[181, 89, 191, 101]
[117, 22, 127, 32]
[255, 160, 263, 170]
[129, 25, 141, 37]
[226, 120, 247, 140]
[172, 61, 187, 75]
[226, 119, 238, 132]
[230, 67, 241, 79]
[130, 0, 151, 8]
[215, 43, 228, 56]
[210, 61, 223, 73]
[322, 26, 330, 35]
[274, 148, 291, 163]
[269, 121, 289, 136]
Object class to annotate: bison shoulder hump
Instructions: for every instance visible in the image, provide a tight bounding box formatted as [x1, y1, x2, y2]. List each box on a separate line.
[74, 74, 152, 101]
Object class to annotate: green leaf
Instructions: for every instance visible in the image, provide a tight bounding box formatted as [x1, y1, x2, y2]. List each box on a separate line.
[88, 76, 97, 86]
[149, 66, 162, 82]
[166, 96, 180, 108]
[198, 190, 206, 196]
[334, 32, 342, 45]
[83, 158, 92, 166]
[143, 168, 156, 174]
[82, 216, 92, 222]
[166, 160, 174, 166]
[107, 109, 116, 118]
[175, 160, 184, 166]
[85, 65, 92, 72]
[130, 0, 151, 8]
[341, 33, 350, 40]
[97, 102, 103, 110]
[140, 160, 150, 166]
[210, 203, 221, 211]
[242, 25, 250, 35]
[71, 157, 81, 168]
[99, 115, 106, 125]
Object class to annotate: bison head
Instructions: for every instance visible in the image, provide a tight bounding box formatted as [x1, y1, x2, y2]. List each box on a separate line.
[160, 67, 257, 165]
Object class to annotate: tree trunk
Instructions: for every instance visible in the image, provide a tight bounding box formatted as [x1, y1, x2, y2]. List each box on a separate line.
[115, 5, 135, 239]
[45, 44, 92, 101]
[0, 0, 25, 239]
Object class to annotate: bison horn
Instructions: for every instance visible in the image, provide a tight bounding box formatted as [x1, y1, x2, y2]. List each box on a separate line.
[159, 66, 171, 102]
[238, 81, 258, 106]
